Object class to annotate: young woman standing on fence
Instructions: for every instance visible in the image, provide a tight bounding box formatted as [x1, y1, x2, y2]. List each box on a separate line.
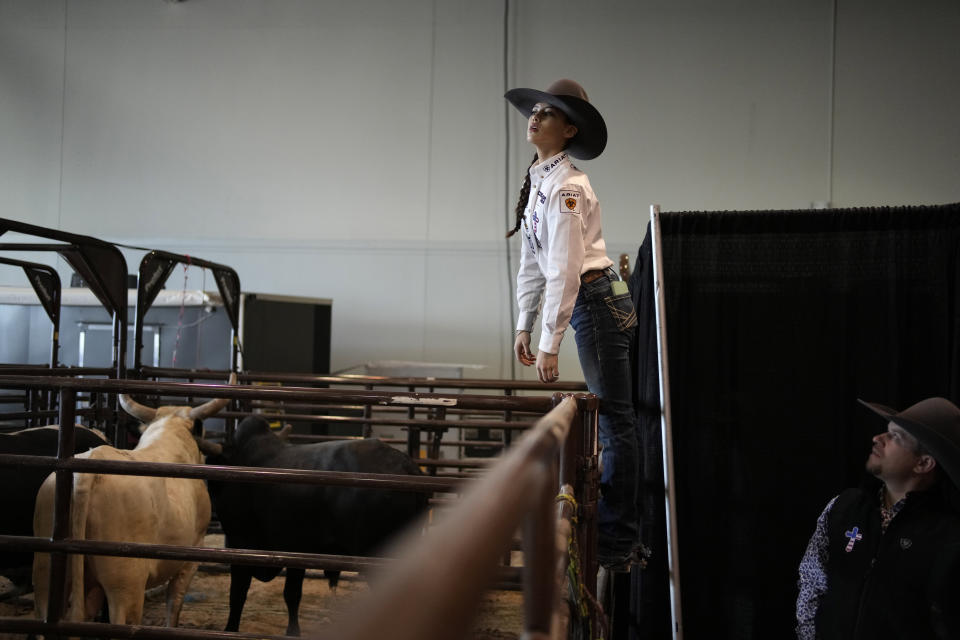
[504, 79, 641, 570]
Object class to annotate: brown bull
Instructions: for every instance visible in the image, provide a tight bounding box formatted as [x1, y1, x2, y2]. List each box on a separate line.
[33, 392, 229, 628]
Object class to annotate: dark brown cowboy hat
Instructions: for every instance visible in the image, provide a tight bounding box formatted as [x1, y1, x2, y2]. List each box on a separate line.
[859, 397, 960, 490]
[504, 78, 607, 161]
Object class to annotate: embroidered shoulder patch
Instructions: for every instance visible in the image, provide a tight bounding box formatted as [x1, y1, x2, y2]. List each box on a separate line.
[559, 189, 581, 214]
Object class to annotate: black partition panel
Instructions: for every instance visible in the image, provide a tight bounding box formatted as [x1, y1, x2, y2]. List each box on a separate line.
[651, 203, 960, 639]
[241, 294, 331, 374]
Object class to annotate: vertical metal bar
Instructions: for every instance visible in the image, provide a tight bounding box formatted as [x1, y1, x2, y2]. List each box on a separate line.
[45, 392, 55, 425]
[559, 396, 579, 489]
[230, 329, 239, 374]
[227, 370, 238, 444]
[50, 323, 60, 370]
[109, 312, 124, 449]
[650, 204, 684, 639]
[87, 391, 98, 431]
[521, 464, 556, 636]
[579, 397, 600, 611]
[501, 388, 514, 447]
[111, 389, 124, 449]
[133, 276, 145, 375]
[49, 305, 60, 417]
[112, 313, 122, 380]
[407, 385, 421, 459]
[46, 386, 77, 627]
[24, 388, 34, 428]
[424, 406, 444, 477]
[45, 387, 55, 426]
[362, 385, 374, 438]
[117, 303, 128, 381]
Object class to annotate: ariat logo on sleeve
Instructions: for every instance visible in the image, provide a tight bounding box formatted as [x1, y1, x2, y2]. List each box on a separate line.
[559, 189, 581, 214]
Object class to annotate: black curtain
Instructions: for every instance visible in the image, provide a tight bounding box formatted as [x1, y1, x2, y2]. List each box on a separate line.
[628, 203, 960, 639]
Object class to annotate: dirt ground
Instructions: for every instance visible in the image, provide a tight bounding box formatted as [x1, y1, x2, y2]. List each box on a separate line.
[0, 536, 523, 639]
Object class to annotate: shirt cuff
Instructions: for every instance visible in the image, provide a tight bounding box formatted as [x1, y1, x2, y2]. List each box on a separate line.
[516, 311, 537, 333]
[538, 331, 563, 355]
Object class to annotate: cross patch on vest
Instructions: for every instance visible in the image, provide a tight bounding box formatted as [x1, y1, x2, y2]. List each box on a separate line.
[844, 526, 863, 552]
[559, 189, 581, 214]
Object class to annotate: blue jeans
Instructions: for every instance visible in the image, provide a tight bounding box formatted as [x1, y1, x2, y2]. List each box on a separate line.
[570, 269, 640, 562]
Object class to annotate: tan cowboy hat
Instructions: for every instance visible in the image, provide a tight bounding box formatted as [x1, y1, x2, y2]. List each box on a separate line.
[859, 396, 960, 490]
[504, 78, 608, 160]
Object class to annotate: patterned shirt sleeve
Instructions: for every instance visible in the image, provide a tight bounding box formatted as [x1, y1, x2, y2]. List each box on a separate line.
[515, 217, 546, 334]
[796, 496, 837, 640]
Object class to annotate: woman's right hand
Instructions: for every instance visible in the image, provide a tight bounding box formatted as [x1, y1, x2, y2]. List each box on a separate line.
[514, 331, 536, 366]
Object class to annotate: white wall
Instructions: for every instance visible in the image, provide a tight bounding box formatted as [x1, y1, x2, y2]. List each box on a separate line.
[1, 0, 958, 379]
[832, 0, 960, 204]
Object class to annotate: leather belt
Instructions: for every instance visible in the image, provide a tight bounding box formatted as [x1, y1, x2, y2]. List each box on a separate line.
[581, 269, 608, 284]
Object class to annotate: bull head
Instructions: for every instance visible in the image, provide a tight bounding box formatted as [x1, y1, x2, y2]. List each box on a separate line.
[197, 414, 282, 458]
[119, 372, 238, 425]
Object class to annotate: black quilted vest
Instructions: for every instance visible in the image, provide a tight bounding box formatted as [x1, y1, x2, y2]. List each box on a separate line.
[816, 487, 960, 639]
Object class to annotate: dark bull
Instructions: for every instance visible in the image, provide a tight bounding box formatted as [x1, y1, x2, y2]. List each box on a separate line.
[199, 415, 429, 637]
[0, 425, 108, 591]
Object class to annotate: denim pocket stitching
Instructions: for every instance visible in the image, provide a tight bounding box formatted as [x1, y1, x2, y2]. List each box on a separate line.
[603, 293, 638, 331]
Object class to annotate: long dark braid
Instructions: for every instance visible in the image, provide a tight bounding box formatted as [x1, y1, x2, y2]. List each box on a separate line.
[506, 153, 540, 238]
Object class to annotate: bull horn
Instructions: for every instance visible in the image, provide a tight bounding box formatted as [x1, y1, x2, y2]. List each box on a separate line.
[196, 438, 223, 456]
[188, 396, 230, 421]
[119, 394, 158, 423]
[277, 424, 293, 441]
[188, 373, 238, 420]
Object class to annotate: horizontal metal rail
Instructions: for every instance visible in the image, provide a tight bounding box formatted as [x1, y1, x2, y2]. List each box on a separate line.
[201, 431, 505, 453]
[219, 410, 538, 430]
[0, 453, 459, 493]
[0, 365, 115, 376]
[143, 366, 589, 392]
[0, 375, 556, 412]
[409, 457, 492, 469]
[286, 433, 504, 447]
[241, 401, 546, 416]
[0, 534, 523, 583]
[0, 534, 383, 573]
[0, 409, 100, 421]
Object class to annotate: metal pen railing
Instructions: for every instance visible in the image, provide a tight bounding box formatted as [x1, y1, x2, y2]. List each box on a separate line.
[0, 375, 600, 639]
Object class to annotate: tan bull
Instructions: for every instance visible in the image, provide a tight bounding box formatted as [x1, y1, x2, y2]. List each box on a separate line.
[33, 392, 229, 629]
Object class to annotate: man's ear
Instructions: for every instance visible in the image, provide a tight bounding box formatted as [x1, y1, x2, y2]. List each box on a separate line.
[915, 454, 937, 475]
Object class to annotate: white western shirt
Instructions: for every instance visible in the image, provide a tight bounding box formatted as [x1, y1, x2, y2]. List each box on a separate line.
[516, 151, 614, 354]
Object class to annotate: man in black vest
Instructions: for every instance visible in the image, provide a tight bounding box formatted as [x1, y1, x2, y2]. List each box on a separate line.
[796, 397, 960, 639]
